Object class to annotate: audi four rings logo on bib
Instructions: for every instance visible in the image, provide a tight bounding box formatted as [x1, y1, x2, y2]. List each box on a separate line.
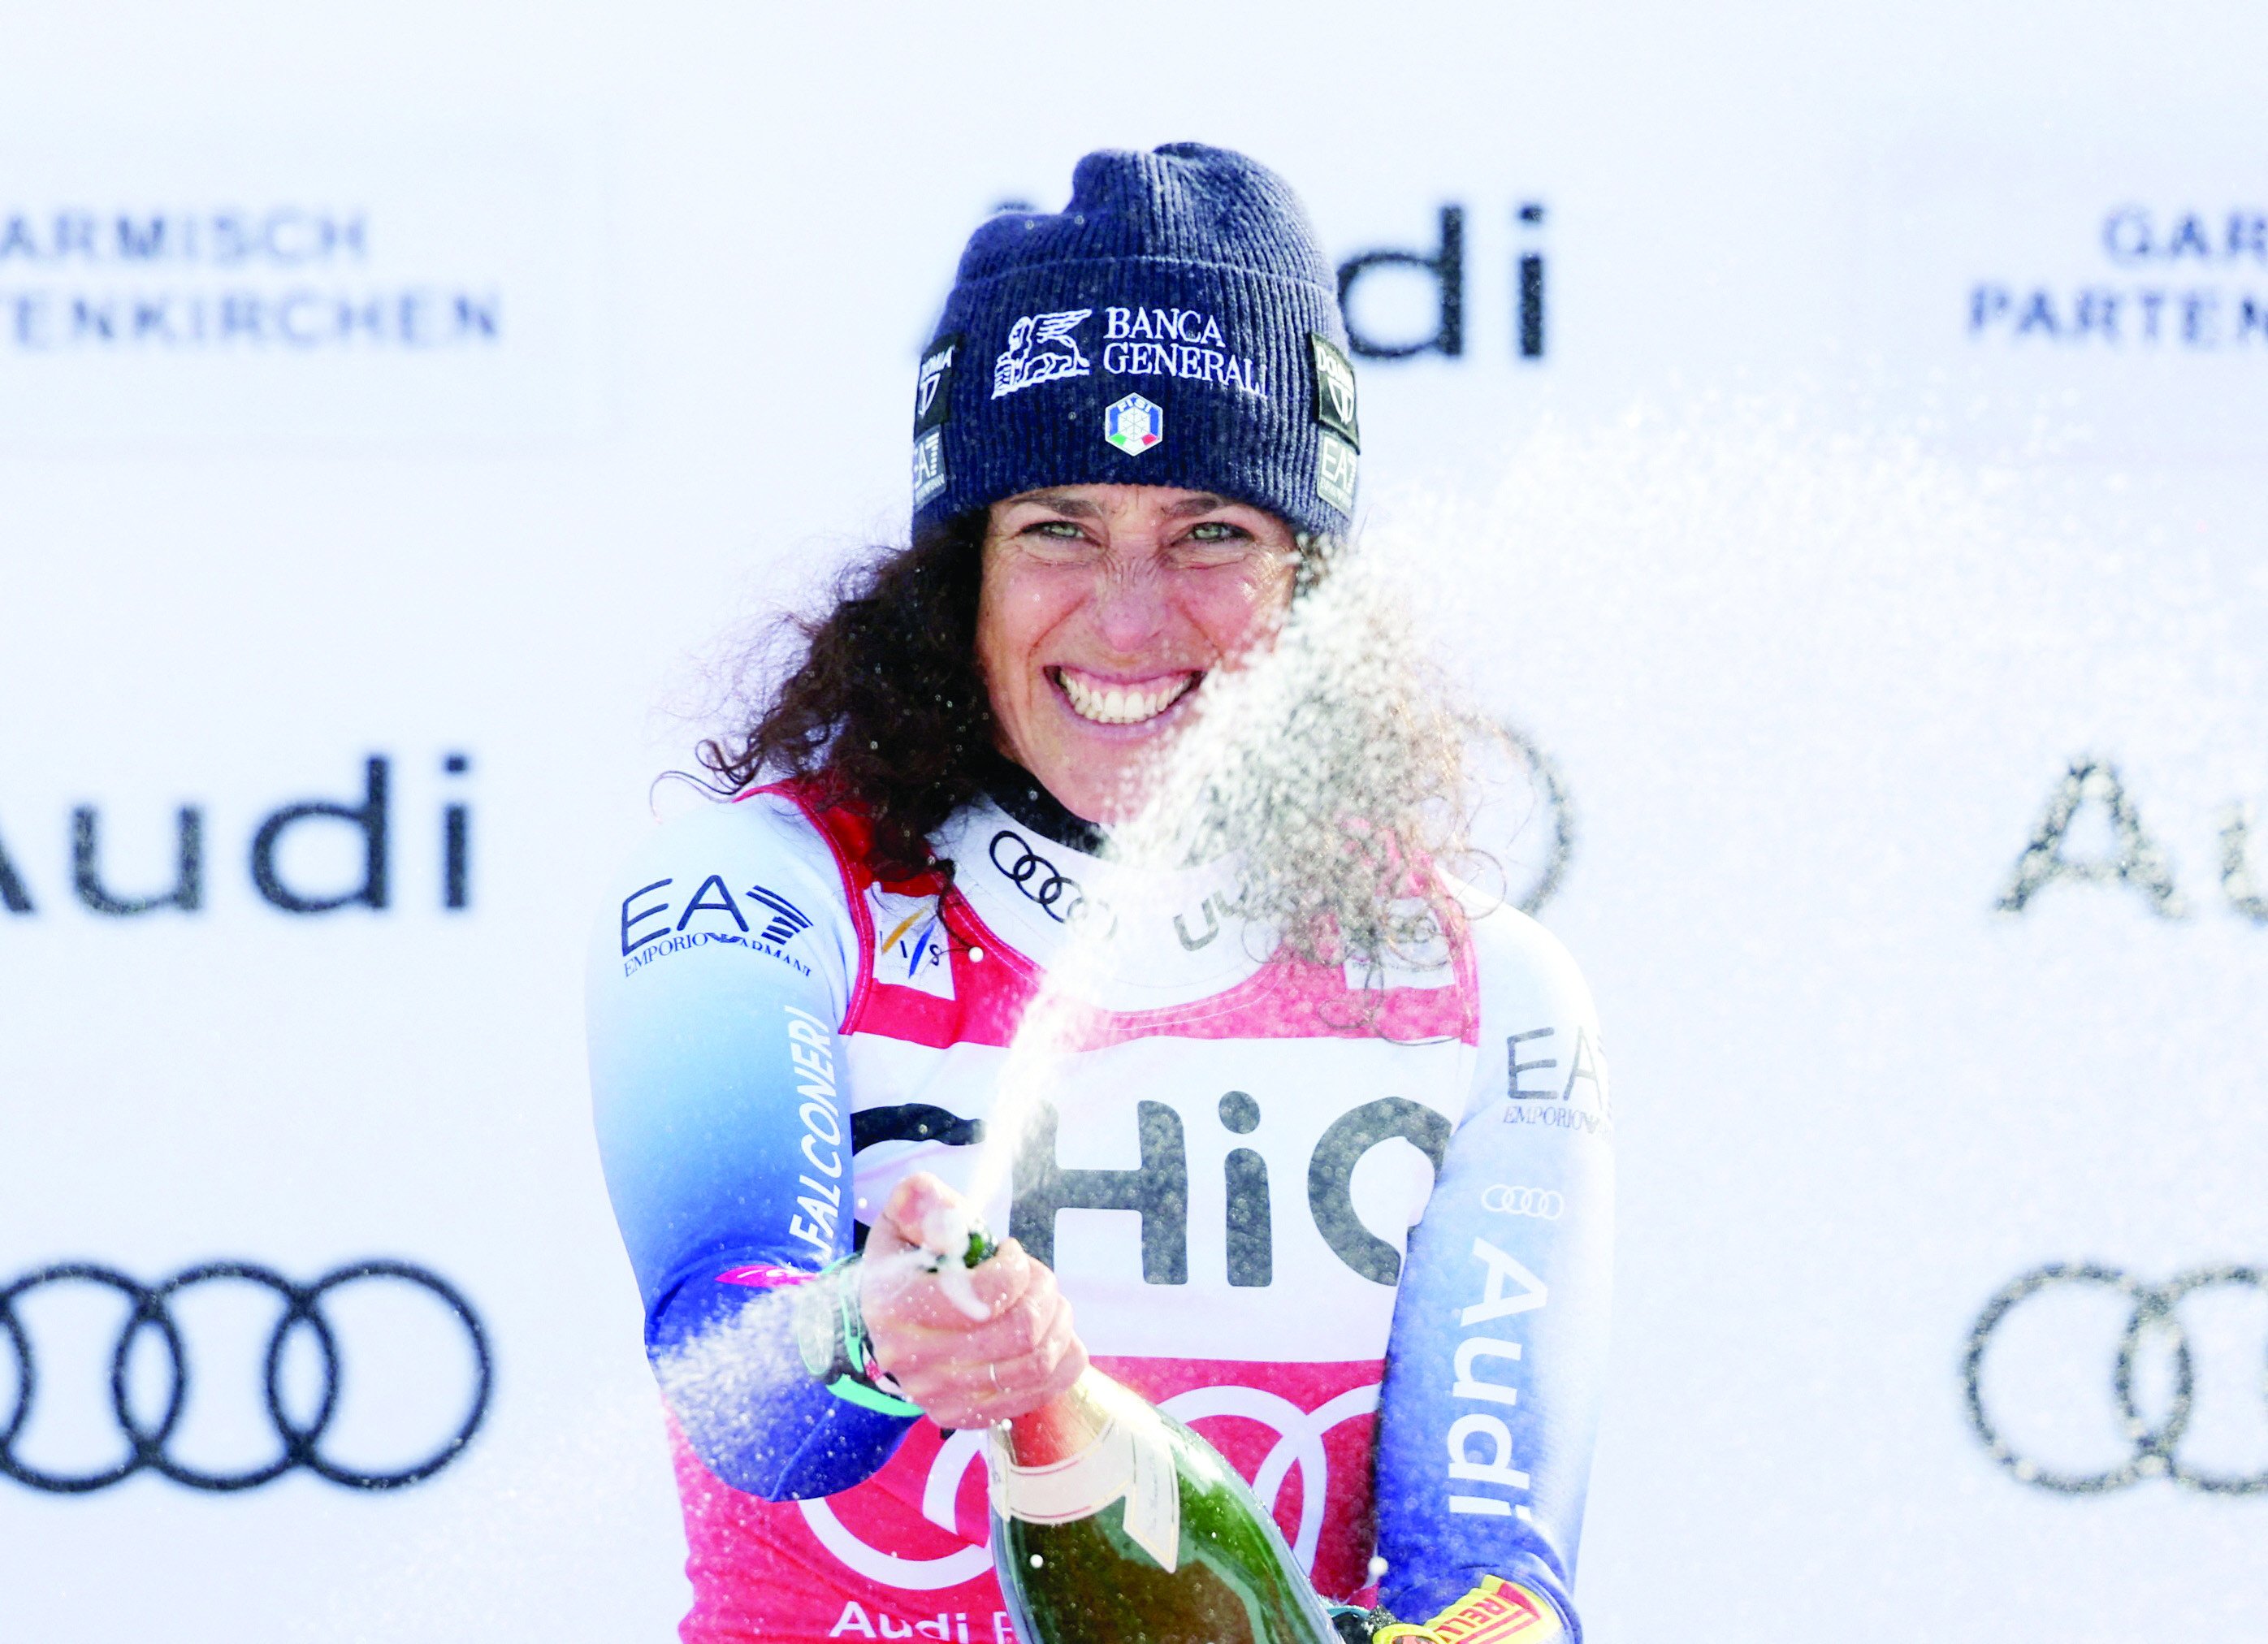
[0, 1260, 491, 1494]
[1480, 1185, 1564, 1220]
[988, 829, 1094, 925]
[1964, 1262, 2268, 1495]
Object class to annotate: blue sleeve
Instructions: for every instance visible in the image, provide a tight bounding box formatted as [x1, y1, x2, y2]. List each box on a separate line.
[586, 802, 916, 1499]
[1372, 927, 1614, 1636]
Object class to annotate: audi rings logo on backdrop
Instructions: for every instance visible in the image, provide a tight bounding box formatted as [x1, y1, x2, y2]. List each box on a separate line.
[989, 829, 1102, 928]
[1964, 1262, 2268, 1495]
[0, 1260, 491, 1495]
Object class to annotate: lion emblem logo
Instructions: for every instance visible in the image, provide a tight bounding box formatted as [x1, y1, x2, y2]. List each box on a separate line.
[993, 309, 1093, 398]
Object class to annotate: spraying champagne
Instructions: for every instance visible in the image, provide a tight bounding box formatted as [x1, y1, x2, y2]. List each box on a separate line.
[905, 1207, 1341, 1644]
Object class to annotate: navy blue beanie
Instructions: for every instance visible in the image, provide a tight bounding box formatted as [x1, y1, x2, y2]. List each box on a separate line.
[910, 142, 1360, 541]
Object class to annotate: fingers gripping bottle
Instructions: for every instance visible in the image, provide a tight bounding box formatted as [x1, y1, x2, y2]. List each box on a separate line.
[917, 1212, 1340, 1644]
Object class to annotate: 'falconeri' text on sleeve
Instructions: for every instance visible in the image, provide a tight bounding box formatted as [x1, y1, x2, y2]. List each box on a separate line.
[586, 794, 915, 1499]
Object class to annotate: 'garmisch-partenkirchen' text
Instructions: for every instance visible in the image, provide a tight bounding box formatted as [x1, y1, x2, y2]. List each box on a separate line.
[0, 207, 500, 350]
[1971, 206, 2268, 348]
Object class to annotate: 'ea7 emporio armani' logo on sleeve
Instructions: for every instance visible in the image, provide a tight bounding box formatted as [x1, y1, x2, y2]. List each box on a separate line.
[745, 885, 812, 945]
[618, 874, 813, 972]
[993, 309, 1093, 397]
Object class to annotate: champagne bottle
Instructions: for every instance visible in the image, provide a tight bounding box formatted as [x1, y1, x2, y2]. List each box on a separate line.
[986, 1367, 1342, 1644]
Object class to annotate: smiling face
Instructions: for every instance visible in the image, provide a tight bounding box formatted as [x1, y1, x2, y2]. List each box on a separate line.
[975, 483, 1300, 824]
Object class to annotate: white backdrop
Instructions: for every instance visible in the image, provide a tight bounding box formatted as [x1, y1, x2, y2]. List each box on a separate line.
[5, 4, 2268, 1639]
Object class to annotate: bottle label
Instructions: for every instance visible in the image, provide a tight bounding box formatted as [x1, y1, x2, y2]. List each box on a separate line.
[1120, 1414, 1179, 1573]
[987, 1406, 1183, 1573]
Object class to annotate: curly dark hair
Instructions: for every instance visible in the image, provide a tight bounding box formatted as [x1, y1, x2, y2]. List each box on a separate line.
[698, 510, 993, 880]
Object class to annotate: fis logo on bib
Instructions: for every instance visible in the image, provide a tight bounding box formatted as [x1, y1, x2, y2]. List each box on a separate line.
[1104, 392, 1163, 455]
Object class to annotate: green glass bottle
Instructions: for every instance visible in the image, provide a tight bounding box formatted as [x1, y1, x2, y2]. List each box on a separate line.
[987, 1368, 1342, 1644]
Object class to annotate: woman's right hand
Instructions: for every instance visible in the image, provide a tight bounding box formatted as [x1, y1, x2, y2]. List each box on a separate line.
[860, 1173, 1088, 1429]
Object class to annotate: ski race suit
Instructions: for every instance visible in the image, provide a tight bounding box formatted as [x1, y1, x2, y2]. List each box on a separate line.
[586, 779, 1614, 1644]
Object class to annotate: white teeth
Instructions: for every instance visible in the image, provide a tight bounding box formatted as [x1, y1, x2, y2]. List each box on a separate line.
[1058, 671, 1195, 726]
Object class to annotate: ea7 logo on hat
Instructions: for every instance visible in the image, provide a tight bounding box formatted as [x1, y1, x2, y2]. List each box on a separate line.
[1104, 393, 1163, 455]
[1315, 431, 1357, 516]
[911, 429, 946, 508]
[993, 310, 1092, 398]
